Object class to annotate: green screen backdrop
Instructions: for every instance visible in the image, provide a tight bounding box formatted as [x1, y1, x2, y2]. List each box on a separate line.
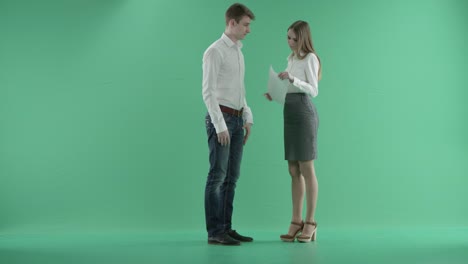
[1, 0, 467, 234]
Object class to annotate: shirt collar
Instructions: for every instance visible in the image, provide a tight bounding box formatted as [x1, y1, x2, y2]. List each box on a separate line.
[221, 33, 243, 49]
[288, 51, 307, 60]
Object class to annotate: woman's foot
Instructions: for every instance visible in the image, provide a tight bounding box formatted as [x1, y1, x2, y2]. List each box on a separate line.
[280, 221, 304, 242]
[297, 221, 317, 242]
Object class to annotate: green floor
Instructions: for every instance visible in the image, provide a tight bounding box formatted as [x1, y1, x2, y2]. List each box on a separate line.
[1, 228, 467, 264]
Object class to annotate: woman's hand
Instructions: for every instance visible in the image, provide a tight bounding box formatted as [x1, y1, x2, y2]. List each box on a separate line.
[278, 71, 293, 83]
[263, 93, 272, 101]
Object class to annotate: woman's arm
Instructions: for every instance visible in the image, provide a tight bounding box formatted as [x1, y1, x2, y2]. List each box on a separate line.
[290, 53, 319, 97]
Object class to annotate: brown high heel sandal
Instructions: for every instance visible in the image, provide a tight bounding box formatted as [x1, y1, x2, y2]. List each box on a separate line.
[280, 221, 304, 242]
[297, 221, 317, 242]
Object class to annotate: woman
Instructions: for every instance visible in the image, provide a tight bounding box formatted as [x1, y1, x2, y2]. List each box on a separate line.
[265, 20, 322, 243]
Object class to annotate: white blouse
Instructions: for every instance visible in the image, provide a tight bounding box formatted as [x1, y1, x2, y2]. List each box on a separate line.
[285, 52, 319, 97]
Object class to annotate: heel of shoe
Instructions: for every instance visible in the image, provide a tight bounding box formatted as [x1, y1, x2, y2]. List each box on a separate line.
[311, 229, 317, 241]
[296, 221, 317, 243]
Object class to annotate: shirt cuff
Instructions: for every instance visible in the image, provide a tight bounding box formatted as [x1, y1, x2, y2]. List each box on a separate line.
[292, 76, 300, 86]
[213, 120, 228, 134]
[243, 112, 253, 125]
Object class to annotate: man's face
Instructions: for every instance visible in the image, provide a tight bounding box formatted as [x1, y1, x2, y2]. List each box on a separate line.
[231, 16, 251, 40]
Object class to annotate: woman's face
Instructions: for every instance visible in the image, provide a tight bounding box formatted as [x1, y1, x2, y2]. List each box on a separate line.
[287, 29, 297, 51]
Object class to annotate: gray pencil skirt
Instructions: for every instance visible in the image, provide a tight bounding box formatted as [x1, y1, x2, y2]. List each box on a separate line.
[283, 93, 319, 161]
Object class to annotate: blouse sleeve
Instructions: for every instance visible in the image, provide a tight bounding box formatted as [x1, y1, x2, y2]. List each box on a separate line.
[291, 53, 319, 97]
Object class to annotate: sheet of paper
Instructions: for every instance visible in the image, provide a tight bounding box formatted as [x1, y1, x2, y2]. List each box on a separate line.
[268, 65, 288, 104]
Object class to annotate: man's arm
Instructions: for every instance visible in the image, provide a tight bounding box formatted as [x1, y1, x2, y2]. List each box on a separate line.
[202, 48, 230, 146]
[242, 97, 253, 145]
[202, 48, 227, 133]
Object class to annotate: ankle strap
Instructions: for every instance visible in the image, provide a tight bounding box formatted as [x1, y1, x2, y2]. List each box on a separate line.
[290, 221, 304, 227]
[305, 221, 317, 227]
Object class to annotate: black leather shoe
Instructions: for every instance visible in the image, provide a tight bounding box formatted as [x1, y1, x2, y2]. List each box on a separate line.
[208, 233, 241, 246]
[227, 229, 253, 242]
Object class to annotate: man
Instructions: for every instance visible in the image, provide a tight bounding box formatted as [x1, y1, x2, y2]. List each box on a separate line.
[202, 3, 255, 246]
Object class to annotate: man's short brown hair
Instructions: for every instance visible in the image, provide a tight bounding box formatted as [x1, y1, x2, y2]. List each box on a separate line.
[225, 3, 255, 24]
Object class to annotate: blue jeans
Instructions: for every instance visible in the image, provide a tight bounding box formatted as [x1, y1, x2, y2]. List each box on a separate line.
[204, 112, 244, 237]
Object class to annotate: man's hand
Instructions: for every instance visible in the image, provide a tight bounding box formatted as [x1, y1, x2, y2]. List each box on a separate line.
[243, 123, 252, 145]
[217, 130, 230, 146]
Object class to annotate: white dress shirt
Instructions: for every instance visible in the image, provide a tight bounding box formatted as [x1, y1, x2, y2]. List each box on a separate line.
[202, 33, 253, 133]
[286, 52, 320, 97]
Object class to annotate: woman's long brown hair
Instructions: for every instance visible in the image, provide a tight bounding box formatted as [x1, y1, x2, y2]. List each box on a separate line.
[288, 20, 322, 80]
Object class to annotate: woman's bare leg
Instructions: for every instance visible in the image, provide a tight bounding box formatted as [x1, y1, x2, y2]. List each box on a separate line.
[299, 160, 318, 236]
[287, 160, 304, 235]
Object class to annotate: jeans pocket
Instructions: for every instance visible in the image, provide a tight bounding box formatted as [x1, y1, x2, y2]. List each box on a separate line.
[222, 112, 232, 124]
[205, 114, 213, 129]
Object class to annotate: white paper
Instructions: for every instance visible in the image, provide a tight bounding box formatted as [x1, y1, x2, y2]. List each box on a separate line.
[268, 65, 288, 104]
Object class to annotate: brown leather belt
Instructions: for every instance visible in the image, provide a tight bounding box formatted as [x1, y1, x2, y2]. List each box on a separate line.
[220, 105, 243, 117]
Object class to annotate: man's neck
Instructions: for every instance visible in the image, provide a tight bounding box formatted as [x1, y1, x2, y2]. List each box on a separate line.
[224, 30, 238, 44]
